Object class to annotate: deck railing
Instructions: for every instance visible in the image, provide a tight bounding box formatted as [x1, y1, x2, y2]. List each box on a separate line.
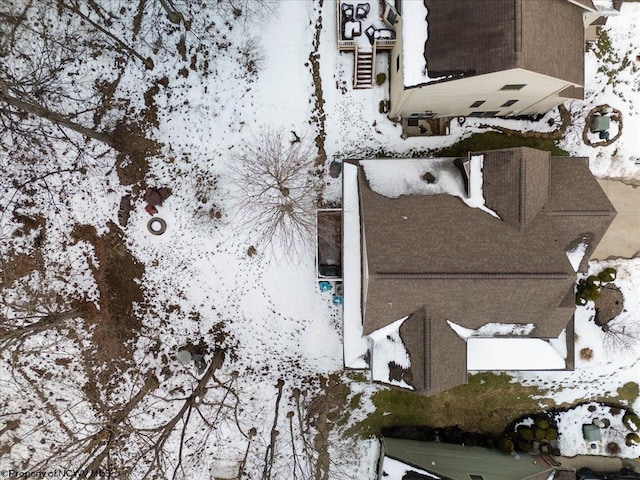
[338, 39, 357, 50]
[371, 41, 377, 86]
[375, 38, 396, 49]
[353, 47, 359, 86]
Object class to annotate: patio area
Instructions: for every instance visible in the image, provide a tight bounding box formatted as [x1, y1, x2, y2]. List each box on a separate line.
[336, 0, 397, 88]
[401, 116, 452, 137]
[336, 0, 396, 51]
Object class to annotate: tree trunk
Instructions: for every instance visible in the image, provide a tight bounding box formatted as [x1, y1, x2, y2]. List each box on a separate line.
[58, 0, 154, 69]
[158, 0, 183, 25]
[0, 80, 118, 148]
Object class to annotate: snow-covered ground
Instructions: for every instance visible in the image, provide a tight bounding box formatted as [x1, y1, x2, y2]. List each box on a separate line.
[556, 402, 640, 458]
[559, 7, 640, 183]
[1, 1, 639, 477]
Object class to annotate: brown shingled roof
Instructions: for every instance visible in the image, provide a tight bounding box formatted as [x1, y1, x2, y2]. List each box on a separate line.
[419, 0, 585, 87]
[422, 0, 517, 79]
[399, 309, 468, 394]
[353, 147, 616, 394]
[521, 0, 585, 86]
[479, 147, 551, 229]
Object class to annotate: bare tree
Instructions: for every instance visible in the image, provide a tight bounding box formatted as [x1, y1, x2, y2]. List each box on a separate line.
[603, 316, 640, 358]
[209, 0, 277, 23]
[231, 129, 320, 257]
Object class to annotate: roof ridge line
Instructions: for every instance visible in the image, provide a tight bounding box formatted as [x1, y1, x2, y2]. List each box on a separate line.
[375, 273, 572, 279]
[520, 153, 526, 225]
[424, 311, 430, 391]
[547, 210, 616, 216]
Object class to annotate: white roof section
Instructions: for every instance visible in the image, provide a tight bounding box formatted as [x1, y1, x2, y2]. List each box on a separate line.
[360, 156, 500, 217]
[381, 456, 441, 480]
[466, 155, 500, 218]
[369, 316, 413, 389]
[342, 162, 370, 368]
[362, 158, 465, 198]
[467, 338, 567, 371]
[591, 0, 618, 13]
[401, 0, 431, 87]
[447, 321, 536, 340]
[566, 241, 588, 271]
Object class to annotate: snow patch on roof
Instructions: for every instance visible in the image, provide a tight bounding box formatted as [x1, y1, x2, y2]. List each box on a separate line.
[448, 321, 536, 340]
[381, 456, 440, 480]
[343, 162, 370, 369]
[548, 328, 568, 360]
[466, 155, 501, 219]
[592, 0, 617, 13]
[402, 1, 434, 87]
[362, 158, 466, 198]
[467, 338, 567, 370]
[361, 157, 500, 218]
[566, 242, 588, 271]
[369, 316, 412, 389]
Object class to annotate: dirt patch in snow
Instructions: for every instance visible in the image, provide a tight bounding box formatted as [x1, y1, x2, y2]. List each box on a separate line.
[71, 222, 145, 383]
[1, 214, 46, 289]
[1, 252, 40, 290]
[308, 2, 327, 169]
[594, 285, 624, 327]
[113, 121, 162, 186]
[304, 373, 350, 480]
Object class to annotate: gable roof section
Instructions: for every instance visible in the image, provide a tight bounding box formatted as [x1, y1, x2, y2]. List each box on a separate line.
[479, 147, 550, 229]
[359, 171, 569, 277]
[363, 273, 574, 338]
[545, 157, 616, 272]
[416, 0, 584, 87]
[521, 0, 585, 86]
[398, 309, 468, 395]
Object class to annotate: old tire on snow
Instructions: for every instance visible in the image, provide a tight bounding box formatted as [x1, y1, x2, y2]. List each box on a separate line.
[147, 217, 167, 235]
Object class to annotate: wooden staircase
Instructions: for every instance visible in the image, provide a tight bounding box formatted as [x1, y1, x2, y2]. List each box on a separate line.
[354, 48, 374, 89]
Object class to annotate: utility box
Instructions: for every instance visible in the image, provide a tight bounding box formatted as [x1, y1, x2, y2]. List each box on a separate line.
[590, 115, 610, 133]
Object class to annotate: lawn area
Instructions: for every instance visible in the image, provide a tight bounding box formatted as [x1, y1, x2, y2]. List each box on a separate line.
[351, 375, 640, 440]
[436, 132, 570, 157]
[351, 373, 555, 438]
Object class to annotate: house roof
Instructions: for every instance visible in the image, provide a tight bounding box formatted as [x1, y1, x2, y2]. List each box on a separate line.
[350, 147, 615, 394]
[398, 309, 468, 394]
[479, 147, 551, 229]
[417, 0, 585, 88]
[381, 438, 555, 480]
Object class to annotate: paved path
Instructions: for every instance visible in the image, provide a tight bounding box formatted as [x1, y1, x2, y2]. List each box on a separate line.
[555, 454, 640, 473]
[592, 179, 640, 261]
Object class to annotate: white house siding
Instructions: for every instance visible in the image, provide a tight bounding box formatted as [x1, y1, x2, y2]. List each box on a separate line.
[389, 16, 405, 120]
[389, 68, 578, 119]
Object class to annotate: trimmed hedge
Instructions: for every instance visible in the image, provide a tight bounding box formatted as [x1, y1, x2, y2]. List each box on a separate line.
[498, 437, 514, 454]
[535, 418, 550, 429]
[518, 427, 533, 441]
[598, 267, 617, 282]
[623, 412, 640, 432]
[626, 432, 640, 447]
[545, 428, 558, 441]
